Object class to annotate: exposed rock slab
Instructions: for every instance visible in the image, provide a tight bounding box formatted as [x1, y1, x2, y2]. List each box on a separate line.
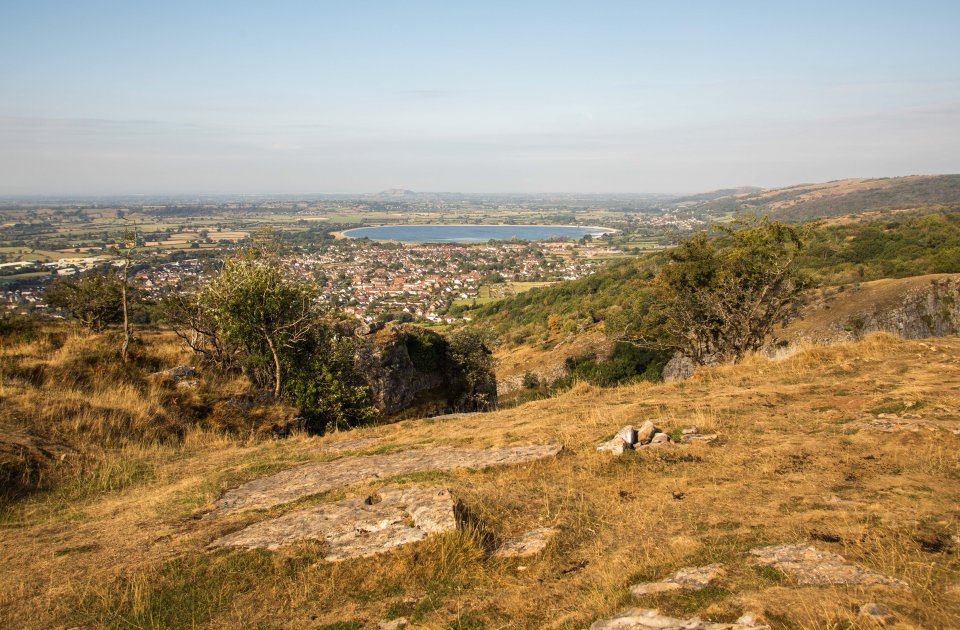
[591, 609, 768, 630]
[749, 544, 908, 588]
[209, 485, 456, 560]
[322, 437, 381, 453]
[211, 442, 562, 516]
[630, 563, 724, 596]
[493, 527, 558, 558]
[859, 414, 960, 435]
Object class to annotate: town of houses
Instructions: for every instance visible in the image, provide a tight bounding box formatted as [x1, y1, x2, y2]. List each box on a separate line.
[2, 239, 613, 323]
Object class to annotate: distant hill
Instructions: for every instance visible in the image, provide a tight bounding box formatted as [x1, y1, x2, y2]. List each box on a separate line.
[697, 175, 960, 221]
[670, 186, 762, 204]
[376, 188, 417, 198]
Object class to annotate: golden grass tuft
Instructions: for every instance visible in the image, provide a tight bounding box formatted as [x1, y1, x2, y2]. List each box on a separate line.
[1, 328, 959, 628]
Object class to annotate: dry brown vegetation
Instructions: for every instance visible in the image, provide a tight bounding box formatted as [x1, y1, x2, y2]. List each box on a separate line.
[1, 330, 959, 629]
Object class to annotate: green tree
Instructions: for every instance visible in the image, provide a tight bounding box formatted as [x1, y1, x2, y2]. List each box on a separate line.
[618, 216, 812, 365]
[201, 254, 315, 397]
[284, 330, 380, 433]
[45, 271, 124, 332]
[447, 329, 497, 411]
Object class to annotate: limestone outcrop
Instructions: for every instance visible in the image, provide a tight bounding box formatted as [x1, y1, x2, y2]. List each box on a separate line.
[591, 609, 768, 630]
[358, 324, 497, 417]
[749, 544, 908, 588]
[210, 442, 563, 516]
[630, 564, 724, 596]
[208, 485, 457, 560]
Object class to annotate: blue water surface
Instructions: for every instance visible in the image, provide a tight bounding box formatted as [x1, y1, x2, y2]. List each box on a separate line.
[342, 224, 613, 242]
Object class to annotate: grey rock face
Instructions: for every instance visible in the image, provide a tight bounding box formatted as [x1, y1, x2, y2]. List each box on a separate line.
[662, 354, 696, 382]
[359, 324, 496, 417]
[749, 544, 907, 588]
[858, 277, 960, 339]
[616, 425, 639, 446]
[208, 485, 457, 560]
[210, 442, 562, 516]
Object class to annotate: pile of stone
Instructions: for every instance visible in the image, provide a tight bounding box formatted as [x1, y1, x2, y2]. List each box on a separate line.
[597, 422, 717, 454]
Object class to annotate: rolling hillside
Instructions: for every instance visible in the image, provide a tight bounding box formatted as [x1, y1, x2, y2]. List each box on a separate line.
[1, 330, 958, 628]
[696, 175, 960, 222]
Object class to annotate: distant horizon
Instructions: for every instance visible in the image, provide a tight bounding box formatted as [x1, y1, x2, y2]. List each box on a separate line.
[1, 172, 957, 202]
[2, 1, 958, 195]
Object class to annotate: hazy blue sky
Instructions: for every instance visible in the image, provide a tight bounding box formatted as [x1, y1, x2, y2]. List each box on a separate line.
[1, 0, 958, 195]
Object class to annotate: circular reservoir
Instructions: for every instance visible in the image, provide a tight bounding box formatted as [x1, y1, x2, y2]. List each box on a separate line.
[341, 224, 615, 243]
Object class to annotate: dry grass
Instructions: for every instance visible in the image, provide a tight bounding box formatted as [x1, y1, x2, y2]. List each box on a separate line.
[1, 330, 959, 628]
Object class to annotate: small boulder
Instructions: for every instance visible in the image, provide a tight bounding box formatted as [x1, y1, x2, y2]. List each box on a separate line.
[662, 354, 696, 382]
[636, 420, 658, 445]
[650, 432, 670, 445]
[379, 618, 408, 630]
[680, 433, 718, 444]
[616, 425, 639, 446]
[598, 437, 630, 454]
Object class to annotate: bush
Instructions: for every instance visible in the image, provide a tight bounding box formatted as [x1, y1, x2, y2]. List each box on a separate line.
[554, 342, 667, 389]
[521, 371, 541, 389]
[284, 333, 380, 434]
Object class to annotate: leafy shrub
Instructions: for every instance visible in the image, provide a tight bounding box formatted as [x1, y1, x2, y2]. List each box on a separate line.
[554, 342, 667, 388]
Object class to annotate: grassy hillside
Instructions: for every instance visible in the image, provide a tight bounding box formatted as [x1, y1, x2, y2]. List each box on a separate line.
[698, 175, 960, 222]
[469, 210, 960, 348]
[1, 332, 958, 628]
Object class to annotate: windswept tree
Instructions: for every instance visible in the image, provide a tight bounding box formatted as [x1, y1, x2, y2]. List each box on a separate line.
[200, 253, 316, 397]
[109, 229, 142, 362]
[162, 291, 236, 369]
[612, 216, 812, 365]
[45, 271, 124, 332]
